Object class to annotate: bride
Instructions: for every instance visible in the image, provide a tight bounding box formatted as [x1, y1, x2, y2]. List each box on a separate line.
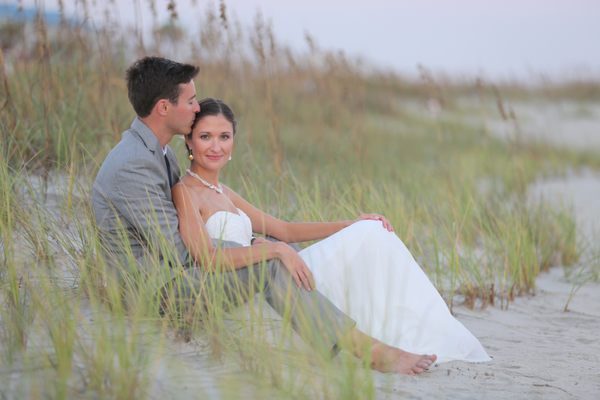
[172, 98, 490, 372]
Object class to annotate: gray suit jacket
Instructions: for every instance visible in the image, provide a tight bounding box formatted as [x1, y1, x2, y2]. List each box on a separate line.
[92, 118, 190, 287]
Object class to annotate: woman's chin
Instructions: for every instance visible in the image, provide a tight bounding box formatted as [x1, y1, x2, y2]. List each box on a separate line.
[197, 162, 225, 172]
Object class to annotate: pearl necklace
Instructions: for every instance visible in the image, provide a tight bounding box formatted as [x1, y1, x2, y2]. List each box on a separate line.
[186, 169, 223, 194]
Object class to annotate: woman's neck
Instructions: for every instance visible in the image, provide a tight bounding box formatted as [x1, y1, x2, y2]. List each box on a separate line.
[189, 165, 220, 186]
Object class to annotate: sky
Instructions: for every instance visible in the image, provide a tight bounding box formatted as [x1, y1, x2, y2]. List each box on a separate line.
[12, 0, 600, 80]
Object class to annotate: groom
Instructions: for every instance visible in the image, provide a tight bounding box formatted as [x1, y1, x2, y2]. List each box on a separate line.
[92, 56, 434, 375]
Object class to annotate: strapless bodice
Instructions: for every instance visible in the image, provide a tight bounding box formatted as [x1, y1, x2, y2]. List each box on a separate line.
[204, 208, 253, 246]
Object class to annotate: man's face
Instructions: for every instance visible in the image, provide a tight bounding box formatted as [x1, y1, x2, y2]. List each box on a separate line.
[166, 80, 200, 135]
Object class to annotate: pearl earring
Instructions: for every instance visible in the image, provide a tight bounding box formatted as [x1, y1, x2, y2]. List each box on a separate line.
[228, 155, 232, 161]
[188, 150, 194, 161]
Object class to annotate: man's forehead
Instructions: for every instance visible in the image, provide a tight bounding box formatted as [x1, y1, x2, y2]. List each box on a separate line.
[180, 80, 196, 92]
[181, 79, 195, 87]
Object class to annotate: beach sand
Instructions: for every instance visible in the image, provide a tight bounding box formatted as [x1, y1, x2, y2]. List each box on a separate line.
[147, 264, 600, 399]
[371, 267, 600, 399]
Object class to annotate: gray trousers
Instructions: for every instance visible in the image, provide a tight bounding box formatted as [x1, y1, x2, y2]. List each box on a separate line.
[159, 240, 356, 354]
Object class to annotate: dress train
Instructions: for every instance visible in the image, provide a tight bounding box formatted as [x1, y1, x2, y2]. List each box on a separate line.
[299, 220, 490, 363]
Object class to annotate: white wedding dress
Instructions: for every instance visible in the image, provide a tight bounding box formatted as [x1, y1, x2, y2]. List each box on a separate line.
[205, 209, 491, 363]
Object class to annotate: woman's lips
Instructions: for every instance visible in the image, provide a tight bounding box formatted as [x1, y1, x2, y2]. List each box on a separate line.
[206, 154, 223, 161]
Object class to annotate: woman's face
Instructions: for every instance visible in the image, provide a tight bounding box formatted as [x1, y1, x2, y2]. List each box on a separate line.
[187, 114, 234, 173]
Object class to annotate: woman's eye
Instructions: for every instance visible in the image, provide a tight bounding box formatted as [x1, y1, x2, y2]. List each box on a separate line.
[220, 134, 231, 140]
[200, 134, 209, 140]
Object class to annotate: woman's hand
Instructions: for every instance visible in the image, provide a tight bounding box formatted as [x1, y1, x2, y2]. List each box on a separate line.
[250, 236, 270, 245]
[356, 213, 394, 232]
[273, 242, 315, 291]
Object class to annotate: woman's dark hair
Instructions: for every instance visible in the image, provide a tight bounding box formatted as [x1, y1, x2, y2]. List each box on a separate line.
[190, 98, 237, 135]
[126, 56, 199, 117]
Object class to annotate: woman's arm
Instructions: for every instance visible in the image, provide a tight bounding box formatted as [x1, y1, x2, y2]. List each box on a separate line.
[172, 182, 277, 270]
[225, 186, 394, 243]
[172, 183, 315, 290]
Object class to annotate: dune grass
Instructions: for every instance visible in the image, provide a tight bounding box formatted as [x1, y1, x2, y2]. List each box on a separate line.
[1, 1, 599, 398]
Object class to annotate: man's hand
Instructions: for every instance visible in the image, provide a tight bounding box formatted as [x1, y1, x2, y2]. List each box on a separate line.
[273, 242, 315, 291]
[355, 213, 394, 232]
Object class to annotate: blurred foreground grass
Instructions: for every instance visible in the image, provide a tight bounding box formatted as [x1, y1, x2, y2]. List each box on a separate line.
[1, 1, 599, 398]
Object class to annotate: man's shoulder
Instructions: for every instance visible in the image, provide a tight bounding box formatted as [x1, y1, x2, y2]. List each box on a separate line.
[102, 130, 158, 165]
[110, 129, 149, 158]
[94, 131, 159, 190]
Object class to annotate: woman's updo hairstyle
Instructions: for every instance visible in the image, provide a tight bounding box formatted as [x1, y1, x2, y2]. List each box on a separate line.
[190, 97, 237, 136]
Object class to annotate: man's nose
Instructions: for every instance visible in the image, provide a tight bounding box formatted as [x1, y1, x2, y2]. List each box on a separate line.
[194, 101, 200, 113]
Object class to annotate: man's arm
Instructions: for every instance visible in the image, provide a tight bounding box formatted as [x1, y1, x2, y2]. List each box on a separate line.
[112, 156, 189, 265]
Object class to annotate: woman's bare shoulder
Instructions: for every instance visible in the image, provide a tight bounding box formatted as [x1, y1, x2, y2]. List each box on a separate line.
[172, 177, 210, 206]
[175, 176, 213, 195]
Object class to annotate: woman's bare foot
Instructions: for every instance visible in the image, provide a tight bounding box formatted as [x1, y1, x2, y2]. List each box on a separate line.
[345, 328, 437, 375]
[370, 342, 437, 375]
